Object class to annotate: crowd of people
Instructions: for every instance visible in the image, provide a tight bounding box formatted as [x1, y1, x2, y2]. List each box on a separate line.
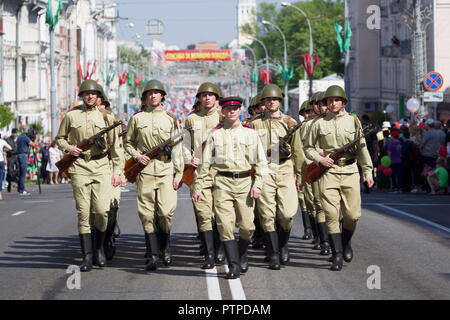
[363, 117, 449, 195]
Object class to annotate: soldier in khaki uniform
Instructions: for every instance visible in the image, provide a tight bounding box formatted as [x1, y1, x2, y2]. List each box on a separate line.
[304, 85, 374, 271]
[249, 84, 305, 270]
[56, 79, 123, 272]
[124, 80, 183, 271]
[192, 96, 267, 279]
[183, 82, 225, 269]
[96, 85, 126, 260]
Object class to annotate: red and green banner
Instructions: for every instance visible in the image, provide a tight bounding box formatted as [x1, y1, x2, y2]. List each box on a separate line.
[164, 50, 232, 62]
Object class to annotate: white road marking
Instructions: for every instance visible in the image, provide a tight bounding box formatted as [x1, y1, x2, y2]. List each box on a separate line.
[371, 204, 450, 233]
[24, 200, 54, 203]
[11, 211, 26, 216]
[204, 267, 222, 300]
[224, 265, 247, 300]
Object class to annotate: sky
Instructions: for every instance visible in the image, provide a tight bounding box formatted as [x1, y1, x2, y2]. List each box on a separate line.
[114, 0, 291, 49]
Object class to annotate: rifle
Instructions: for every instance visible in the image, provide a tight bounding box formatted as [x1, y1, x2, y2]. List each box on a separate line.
[305, 125, 376, 184]
[124, 126, 190, 183]
[119, 130, 127, 138]
[56, 121, 123, 178]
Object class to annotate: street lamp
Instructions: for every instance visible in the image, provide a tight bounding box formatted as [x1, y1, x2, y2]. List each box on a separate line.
[242, 45, 257, 96]
[262, 20, 289, 113]
[248, 35, 270, 85]
[281, 2, 314, 98]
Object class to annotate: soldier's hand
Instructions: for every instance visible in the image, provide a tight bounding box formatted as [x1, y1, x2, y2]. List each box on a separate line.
[319, 155, 334, 168]
[137, 154, 150, 166]
[363, 177, 374, 188]
[250, 187, 262, 199]
[192, 193, 202, 202]
[66, 145, 82, 157]
[191, 157, 200, 168]
[173, 179, 181, 190]
[296, 181, 303, 191]
[111, 174, 121, 187]
[120, 177, 127, 187]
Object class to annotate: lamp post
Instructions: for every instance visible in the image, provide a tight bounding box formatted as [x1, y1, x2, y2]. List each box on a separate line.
[262, 20, 289, 113]
[248, 35, 270, 85]
[281, 2, 314, 98]
[242, 45, 257, 97]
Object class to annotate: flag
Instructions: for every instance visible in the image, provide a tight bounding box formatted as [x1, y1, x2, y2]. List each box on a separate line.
[46, 0, 62, 29]
[334, 23, 344, 53]
[343, 20, 352, 51]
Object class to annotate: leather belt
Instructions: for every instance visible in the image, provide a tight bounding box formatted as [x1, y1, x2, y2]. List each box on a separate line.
[154, 154, 171, 162]
[217, 171, 251, 179]
[336, 159, 356, 167]
[79, 152, 108, 161]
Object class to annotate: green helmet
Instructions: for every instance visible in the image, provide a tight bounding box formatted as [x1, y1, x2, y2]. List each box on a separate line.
[78, 79, 101, 97]
[142, 80, 166, 98]
[323, 85, 347, 104]
[260, 84, 284, 100]
[196, 82, 221, 98]
[310, 91, 323, 105]
[249, 96, 257, 108]
[317, 91, 326, 105]
[299, 100, 310, 113]
[96, 84, 110, 108]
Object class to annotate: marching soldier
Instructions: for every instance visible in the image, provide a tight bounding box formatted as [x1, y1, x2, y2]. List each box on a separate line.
[304, 85, 374, 271]
[249, 84, 304, 270]
[183, 82, 225, 269]
[55, 79, 123, 272]
[96, 84, 126, 260]
[192, 96, 267, 279]
[124, 80, 184, 271]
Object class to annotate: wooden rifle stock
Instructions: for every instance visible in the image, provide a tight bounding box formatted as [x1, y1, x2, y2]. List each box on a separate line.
[181, 140, 206, 187]
[304, 125, 376, 184]
[56, 121, 122, 178]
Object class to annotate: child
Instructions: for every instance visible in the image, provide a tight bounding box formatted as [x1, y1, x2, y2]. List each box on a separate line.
[427, 158, 448, 195]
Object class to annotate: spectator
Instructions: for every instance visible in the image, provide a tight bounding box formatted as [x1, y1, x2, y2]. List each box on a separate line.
[16, 129, 38, 195]
[46, 141, 61, 184]
[421, 120, 445, 168]
[426, 158, 448, 195]
[446, 119, 450, 170]
[0, 134, 12, 200]
[388, 129, 402, 193]
[39, 138, 51, 184]
[401, 129, 414, 192]
[6, 128, 19, 192]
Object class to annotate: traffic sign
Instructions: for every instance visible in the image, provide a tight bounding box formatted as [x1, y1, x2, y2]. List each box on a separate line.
[424, 72, 444, 91]
[423, 92, 443, 102]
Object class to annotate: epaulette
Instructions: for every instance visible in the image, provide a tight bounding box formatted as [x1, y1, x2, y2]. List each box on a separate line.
[212, 123, 223, 132]
[68, 106, 81, 112]
[282, 114, 295, 131]
[166, 111, 180, 129]
[242, 123, 254, 130]
[246, 112, 264, 123]
[133, 110, 143, 116]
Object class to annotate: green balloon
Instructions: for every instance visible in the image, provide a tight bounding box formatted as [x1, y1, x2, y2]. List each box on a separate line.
[381, 156, 391, 168]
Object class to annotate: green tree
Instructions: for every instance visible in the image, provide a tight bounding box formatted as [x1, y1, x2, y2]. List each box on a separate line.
[0, 105, 14, 129]
[243, 0, 344, 90]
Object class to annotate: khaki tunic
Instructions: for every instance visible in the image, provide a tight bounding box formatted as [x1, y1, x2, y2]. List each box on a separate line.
[250, 112, 304, 232]
[183, 106, 221, 232]
[192, 122, 267, 241]
[304, 112, 373, 233]
[55, 105, 123, 234]
[124, 107, 183, 233]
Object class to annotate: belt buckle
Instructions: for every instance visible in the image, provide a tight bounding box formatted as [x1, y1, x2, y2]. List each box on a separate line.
[337, 159, 345, 167]
[232, 172, 239, 180]
[161, 155, 168, 161]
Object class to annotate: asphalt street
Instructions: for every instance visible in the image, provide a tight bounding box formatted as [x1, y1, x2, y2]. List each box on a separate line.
[0, 181, 449, 300]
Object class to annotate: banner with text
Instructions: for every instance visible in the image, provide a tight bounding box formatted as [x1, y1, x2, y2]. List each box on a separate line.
[164, 50, 232, 61]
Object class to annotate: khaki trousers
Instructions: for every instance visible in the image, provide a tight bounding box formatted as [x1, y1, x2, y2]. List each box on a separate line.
[136, 173, 176, 234]
[319, 172, 361, 234]
[71, 174, 111, 234]
[312, 181, 325, 223]
[191, 186, 215, 232]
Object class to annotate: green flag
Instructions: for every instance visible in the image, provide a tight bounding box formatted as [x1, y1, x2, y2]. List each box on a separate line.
[46, 0, 62, 29]
[334, 23, 344, 53]
[343, 20, 352, 51]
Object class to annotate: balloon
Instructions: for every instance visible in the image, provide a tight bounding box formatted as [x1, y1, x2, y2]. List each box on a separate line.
[383, 167, 392, 177]
[419, 122, 425, 129]
[385, 104, 394, 113]
[381, 156, 391, 168]
[406, 98, 420, 113]
[378, 164, 385, 172]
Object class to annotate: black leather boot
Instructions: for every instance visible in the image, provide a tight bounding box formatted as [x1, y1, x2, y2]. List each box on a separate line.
[113, 222, 121, 238]
[277, 225, 291, 265]
[301, 211, 313, 240]
[200, 230, 215, 269]
[159, 231, 172, 266]
[144, 233, 159, 271]
[93, 229, 106, 268]
[213, 224, 225, 265]
[238, 238, 250, 273]
[252, 215, 265, 249]
[329, 233, 343, 271]
[318, 222, 331, 255]
[265, 232, 281, 270]
[310, 216, 321, 250]
[79, 234, 93, 272]
[223, 240, 240, 279]
[342, 228, 355, 263]
[104, 221, 116, 261]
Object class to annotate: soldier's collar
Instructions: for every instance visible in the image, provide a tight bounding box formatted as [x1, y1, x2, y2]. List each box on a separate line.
[82, 104, 97, 110]
[199, 105, 216, 116]
[222, 120, 241, 129]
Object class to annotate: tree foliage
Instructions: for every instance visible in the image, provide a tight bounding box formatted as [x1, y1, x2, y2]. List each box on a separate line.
[0, 105, 14, 129]
[243, 0, 344, 91]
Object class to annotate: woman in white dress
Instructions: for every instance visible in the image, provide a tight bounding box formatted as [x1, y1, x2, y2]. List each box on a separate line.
[46, 141, 61, 184]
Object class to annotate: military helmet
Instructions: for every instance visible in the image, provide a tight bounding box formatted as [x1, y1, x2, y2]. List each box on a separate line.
[309, 91, 323, 105]
[78, 79, 101, 97]
[299, 100, 310, 114]
[323, 85, 347, 104]
[249, 96, 257, 108]
[196, 82, 221, 98]
[142, 80, 166, 98]
[260, 84, 284, 100]
[96, 84, 110, 108]
[318, 91, 327, 105]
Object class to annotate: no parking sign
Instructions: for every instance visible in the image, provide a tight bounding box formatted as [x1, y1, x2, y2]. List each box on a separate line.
[423, 72, 444, 91]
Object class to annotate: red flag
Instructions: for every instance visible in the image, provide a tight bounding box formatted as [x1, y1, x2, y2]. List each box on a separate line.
[260, 69, 272, 84]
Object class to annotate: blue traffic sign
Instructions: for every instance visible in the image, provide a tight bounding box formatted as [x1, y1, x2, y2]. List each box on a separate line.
[424, 72, 444, 91]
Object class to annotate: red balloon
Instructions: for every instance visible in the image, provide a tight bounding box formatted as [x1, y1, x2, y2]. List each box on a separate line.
[383, 167, 393, 177]
[378, 164, 385, 172]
